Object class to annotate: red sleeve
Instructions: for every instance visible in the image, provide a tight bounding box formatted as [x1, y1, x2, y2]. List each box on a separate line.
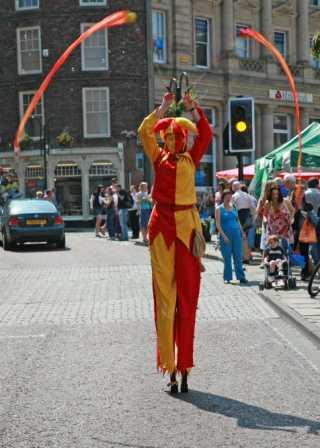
[188, 107, 213, 167]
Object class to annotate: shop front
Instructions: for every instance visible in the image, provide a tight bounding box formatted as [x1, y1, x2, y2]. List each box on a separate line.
[0, 145, 125, 222]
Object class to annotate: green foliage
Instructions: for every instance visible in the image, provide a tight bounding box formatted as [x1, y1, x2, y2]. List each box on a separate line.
[21, 133, 31, 147]
[165, 87, 197, 118]
[311, 32, 320, 60]
[57, 128, 74, 147]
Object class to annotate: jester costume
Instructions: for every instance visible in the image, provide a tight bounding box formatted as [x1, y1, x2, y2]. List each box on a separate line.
[138, 107, 212, 374]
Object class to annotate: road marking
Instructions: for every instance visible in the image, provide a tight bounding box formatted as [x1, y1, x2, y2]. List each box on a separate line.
[0, 334, 46, 340]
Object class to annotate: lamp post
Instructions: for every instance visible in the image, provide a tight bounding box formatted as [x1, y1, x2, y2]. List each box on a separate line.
[31, 116, 49, 191]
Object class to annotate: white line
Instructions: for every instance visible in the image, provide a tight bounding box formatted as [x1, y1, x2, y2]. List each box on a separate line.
[0, 334, 46, 340]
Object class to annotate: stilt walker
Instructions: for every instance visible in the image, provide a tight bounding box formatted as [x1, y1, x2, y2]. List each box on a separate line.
[138, 92, 212, 393]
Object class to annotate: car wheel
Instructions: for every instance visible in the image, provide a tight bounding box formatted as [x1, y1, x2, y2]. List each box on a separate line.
[2, 230, 12, 251]
[56, 236, 66, 249]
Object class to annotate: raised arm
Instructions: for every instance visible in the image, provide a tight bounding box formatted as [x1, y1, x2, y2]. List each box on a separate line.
[138, 93, 175, 163]
[184, 95, 213, 167]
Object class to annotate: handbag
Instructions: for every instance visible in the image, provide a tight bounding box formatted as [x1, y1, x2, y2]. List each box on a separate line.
[298, 218, 317, 244]
[242, 215, 254, 231]
[193, 230, 206, 258]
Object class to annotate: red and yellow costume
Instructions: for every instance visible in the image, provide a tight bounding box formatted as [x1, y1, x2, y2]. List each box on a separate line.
[138, 107, 212, 374]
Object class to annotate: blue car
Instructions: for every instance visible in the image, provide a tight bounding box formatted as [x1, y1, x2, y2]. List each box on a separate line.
[0, 199, 65, 250]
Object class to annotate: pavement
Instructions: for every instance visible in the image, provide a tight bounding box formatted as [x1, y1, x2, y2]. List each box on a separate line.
[207, 242, 320, 345]
[0, 232, 320, 448]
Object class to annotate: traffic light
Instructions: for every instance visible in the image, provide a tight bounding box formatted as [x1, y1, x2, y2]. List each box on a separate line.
[228, 97, 255, 153]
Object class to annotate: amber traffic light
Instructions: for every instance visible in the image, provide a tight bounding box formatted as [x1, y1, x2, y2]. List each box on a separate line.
[228, 97, 255, 153]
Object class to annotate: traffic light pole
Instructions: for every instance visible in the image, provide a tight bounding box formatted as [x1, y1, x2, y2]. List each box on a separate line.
[237, 154, 244, 182]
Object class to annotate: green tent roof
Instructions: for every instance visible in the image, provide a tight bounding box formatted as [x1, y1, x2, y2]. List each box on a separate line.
[254, 122, 320, 196]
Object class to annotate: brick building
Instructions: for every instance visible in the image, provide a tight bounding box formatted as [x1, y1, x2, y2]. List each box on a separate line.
[0, 0, 150, 221]
[151, 0, 320, 190]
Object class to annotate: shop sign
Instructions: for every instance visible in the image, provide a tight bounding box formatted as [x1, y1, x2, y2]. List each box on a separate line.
[269, 89, 313, 104]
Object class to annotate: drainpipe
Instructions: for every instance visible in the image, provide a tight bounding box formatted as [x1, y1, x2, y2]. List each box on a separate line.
[144, 0, 154, 184]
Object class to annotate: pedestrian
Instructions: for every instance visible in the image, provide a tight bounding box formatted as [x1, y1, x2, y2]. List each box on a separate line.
[263, 185, 295, 259]
[283, 174, 296, 200]
[136, 182, 152, 244]
[215, 189, 247, 285]
[111, 183, 122, 239]
[103, 187, 116, 240]
[304, 178, 320, 265]
[44, 189, 54, 202]
[90, 185, 105, 237]
[232, 181, 255, 263]
[35, 190, 43, 199]
[215, 181, 225, 207]
[256, 180, 278, 268]
[128, 185, 140, 239]
[264, 234, 288, 281]
[138, 91, 212, 393]
[117, 187, 132, 241]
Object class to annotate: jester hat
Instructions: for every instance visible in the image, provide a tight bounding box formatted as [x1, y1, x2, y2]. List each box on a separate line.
[153, 117, 198, 153]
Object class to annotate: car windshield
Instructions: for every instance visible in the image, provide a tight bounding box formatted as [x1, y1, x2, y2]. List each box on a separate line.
[9, 200, 57, 215]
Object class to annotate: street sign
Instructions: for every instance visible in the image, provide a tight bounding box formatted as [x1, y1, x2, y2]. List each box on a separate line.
[228, 97, 255, 153]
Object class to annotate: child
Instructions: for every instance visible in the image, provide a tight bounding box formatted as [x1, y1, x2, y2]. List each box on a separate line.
[264, 235, 287, 279]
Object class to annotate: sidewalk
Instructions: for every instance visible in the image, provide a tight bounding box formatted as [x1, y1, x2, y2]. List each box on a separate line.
[206, 241, 320, 345]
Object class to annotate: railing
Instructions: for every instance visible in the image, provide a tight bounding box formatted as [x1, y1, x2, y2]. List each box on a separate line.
[278, 63, 304, 77]
[239, 58, 266, 73]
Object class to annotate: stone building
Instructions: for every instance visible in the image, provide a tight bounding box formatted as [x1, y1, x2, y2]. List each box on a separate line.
[151, 0, 320, 190]
[0, 0, 150, 221]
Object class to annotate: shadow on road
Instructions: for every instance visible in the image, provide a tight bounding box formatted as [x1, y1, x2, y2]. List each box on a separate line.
[171, 391, 320, 434]
[11, 243, 70, 253]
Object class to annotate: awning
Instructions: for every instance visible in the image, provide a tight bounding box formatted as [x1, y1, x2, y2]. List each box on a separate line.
[216, 164, 255, 180]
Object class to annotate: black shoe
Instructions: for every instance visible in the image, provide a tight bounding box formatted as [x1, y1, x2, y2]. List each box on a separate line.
[168, 373, 178, 394]
[181, 373, 189, 393]
[240, 278, 248, 284]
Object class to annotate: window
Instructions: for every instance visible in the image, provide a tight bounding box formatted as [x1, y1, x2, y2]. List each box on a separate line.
[55, 162, 81, 177]
[17, 26, 42, 74]
[273, 114, 291, 147]
[19, 91, 44, 139]
[236, 24, 250, 59]
[152, 10, 166, 63]
[309, 117, 320, 124]
[25, 165, 44, 179]
[310, 0, 320, 7]
[16, 0, 39, 10]
[195, 18, 210, 68]
[136, 152, 144, 171]
[80, 0, 106, 5]
[309, 36, 320, 69]
[83, 87, 110, 138]
[81, 24, 108, 71]
[274, 31, 287, 59]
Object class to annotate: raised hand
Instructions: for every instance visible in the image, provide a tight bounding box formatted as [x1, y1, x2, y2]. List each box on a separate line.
[157, 92, 175, 118]
[183, 93, 196, 111]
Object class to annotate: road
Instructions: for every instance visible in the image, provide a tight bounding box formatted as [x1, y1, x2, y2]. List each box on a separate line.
[0, 232, 320, 448]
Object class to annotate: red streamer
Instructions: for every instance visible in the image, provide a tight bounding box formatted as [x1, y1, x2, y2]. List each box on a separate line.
[240, 28, 303, 179]
[14, 10, 136, 153]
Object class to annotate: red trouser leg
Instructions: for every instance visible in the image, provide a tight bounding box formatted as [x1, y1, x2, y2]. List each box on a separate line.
[175, 238, 201, 373]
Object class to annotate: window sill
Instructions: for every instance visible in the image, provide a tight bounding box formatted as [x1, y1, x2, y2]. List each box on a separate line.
[18, 71, 43, 76]
[84, 135, 111, 139]
[15, 8, 40, 12]
[195, 65, 210, 70]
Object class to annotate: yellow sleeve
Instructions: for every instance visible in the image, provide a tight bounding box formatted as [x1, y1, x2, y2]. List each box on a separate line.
[138, 111, 160, 163]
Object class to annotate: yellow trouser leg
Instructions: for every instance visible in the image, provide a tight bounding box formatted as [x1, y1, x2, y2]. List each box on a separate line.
[150, 233, 177, 373]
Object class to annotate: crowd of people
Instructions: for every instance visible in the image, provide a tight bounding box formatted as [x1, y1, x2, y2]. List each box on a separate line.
[0, 168, 21, 205]
[214, 174, 320, 284]
[89, 178, 152, 244]
[89, 172, 320, 286]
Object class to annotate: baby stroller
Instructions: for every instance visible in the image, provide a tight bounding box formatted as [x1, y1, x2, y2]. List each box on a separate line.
[259, 239, 297, 291]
